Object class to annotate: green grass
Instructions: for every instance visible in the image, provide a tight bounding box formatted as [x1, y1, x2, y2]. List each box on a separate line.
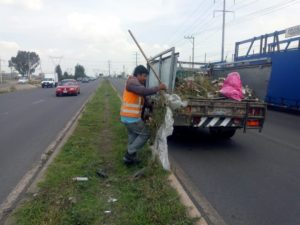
[12, 80, 196, 225]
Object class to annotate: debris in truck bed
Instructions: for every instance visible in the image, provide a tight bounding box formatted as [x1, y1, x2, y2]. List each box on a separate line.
[175, 75, 220, 99]
[174, 73, 258, 100]
[242, 85, 258, 100]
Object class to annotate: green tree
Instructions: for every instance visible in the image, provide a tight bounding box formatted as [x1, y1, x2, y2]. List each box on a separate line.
[74, 64, 85, 80]
[62, 71, 69, 80]
[9, 51, 40, 77]
[55, 65, 63, 81]
[62, 71, 75, 80]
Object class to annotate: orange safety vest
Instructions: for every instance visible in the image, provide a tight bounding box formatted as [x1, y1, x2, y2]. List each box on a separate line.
[120, 84, 144, 118]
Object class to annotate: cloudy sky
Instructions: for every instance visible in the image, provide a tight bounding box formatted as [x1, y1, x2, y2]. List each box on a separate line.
[0, 0, 299, 76]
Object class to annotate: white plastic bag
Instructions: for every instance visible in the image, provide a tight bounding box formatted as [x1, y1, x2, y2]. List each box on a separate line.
[164, 93, 188, 110]
[152, 94, 187, 170]
[152, 107, 173, 170]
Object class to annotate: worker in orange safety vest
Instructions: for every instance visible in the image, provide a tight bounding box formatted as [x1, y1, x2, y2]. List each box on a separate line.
[120, 65, 166, 165]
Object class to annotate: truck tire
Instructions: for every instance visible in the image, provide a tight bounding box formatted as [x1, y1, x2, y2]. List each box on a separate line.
[209, 128, 236, 139]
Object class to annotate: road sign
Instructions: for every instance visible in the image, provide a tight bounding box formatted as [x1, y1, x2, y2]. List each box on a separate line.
[285, 25, 300, 38]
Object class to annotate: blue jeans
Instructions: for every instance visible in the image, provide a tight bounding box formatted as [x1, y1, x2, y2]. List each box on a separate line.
[123, 120, 150, 154]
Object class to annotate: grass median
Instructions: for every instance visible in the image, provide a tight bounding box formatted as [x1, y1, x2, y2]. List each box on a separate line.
[11, 80, 196, 225]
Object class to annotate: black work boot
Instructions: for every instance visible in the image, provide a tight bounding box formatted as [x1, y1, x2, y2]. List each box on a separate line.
[123, 152, 141, 165]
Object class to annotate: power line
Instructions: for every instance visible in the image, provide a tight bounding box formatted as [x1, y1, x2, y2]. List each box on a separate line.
[186, 0, 298, 58]
[174, 0, 300, 63]
[193, 0, 300, 37]
[169, 3, 216, 46]
[188, 0, 296, 48]
[172, 0, 255, 49]
[171, 0, 236, 48]
[162, 0, 209, 44]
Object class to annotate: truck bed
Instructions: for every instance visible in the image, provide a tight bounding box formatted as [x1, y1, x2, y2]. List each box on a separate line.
[173, 97, 266, 132]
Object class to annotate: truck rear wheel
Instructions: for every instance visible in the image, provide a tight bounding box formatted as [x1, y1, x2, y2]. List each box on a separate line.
[209, 128, 236, 139]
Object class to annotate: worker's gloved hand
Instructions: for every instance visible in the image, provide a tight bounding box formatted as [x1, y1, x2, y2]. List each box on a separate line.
[159, 83, 167, 91]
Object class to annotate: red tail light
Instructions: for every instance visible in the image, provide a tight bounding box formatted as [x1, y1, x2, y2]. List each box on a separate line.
[247, 120, 260, 127]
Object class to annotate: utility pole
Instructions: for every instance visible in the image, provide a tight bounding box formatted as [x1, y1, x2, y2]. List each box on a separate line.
[123, 65, 126, 77]
[49, 56, 63, 80]
[135, 52, 138, 66]
[134, 52, 139, 66]
[204, 53, 207, 63]
[28, 54, 31, 79]
[184, 36, 195, 68]
[214, 0, 234, 62]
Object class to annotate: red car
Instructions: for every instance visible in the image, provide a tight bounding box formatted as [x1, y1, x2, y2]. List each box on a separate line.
[56, 79, 80, 96]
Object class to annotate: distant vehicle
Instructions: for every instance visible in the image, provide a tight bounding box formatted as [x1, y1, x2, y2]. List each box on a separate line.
[76, 77, 83, 82]
[56, 79, 80, 96]
[42, 73, 58, 87]
[41, 78, 55, 88]
[82, 77, 89, 83]
[18, 77, 29, 84]
[60, 79, 77, 84]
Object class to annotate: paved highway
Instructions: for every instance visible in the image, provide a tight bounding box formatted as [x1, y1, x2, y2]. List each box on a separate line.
[110, 78, 300, 225]
[0, 80, 101, 206]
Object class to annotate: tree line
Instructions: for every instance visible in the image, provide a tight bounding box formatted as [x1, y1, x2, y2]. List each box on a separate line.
[9, 50, 88, 81]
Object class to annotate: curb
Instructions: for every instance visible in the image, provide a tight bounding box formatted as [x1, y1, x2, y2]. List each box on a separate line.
[0, 81, 101, 224]
[109, 80, 208, 225]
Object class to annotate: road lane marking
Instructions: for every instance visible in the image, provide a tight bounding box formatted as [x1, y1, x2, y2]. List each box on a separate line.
[32, 99, 45, 105]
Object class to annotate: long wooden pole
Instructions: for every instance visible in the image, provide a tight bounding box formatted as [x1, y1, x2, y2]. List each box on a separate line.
[128, 30, 162, 84]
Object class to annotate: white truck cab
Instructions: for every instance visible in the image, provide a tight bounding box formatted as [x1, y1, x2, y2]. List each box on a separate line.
[41, 73, 58, 88]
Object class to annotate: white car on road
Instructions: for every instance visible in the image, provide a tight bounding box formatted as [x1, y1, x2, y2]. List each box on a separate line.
[18, 77, 29, 84]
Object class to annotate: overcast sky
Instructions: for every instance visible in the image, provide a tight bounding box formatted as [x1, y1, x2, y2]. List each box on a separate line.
[0, 0, 299, 76]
